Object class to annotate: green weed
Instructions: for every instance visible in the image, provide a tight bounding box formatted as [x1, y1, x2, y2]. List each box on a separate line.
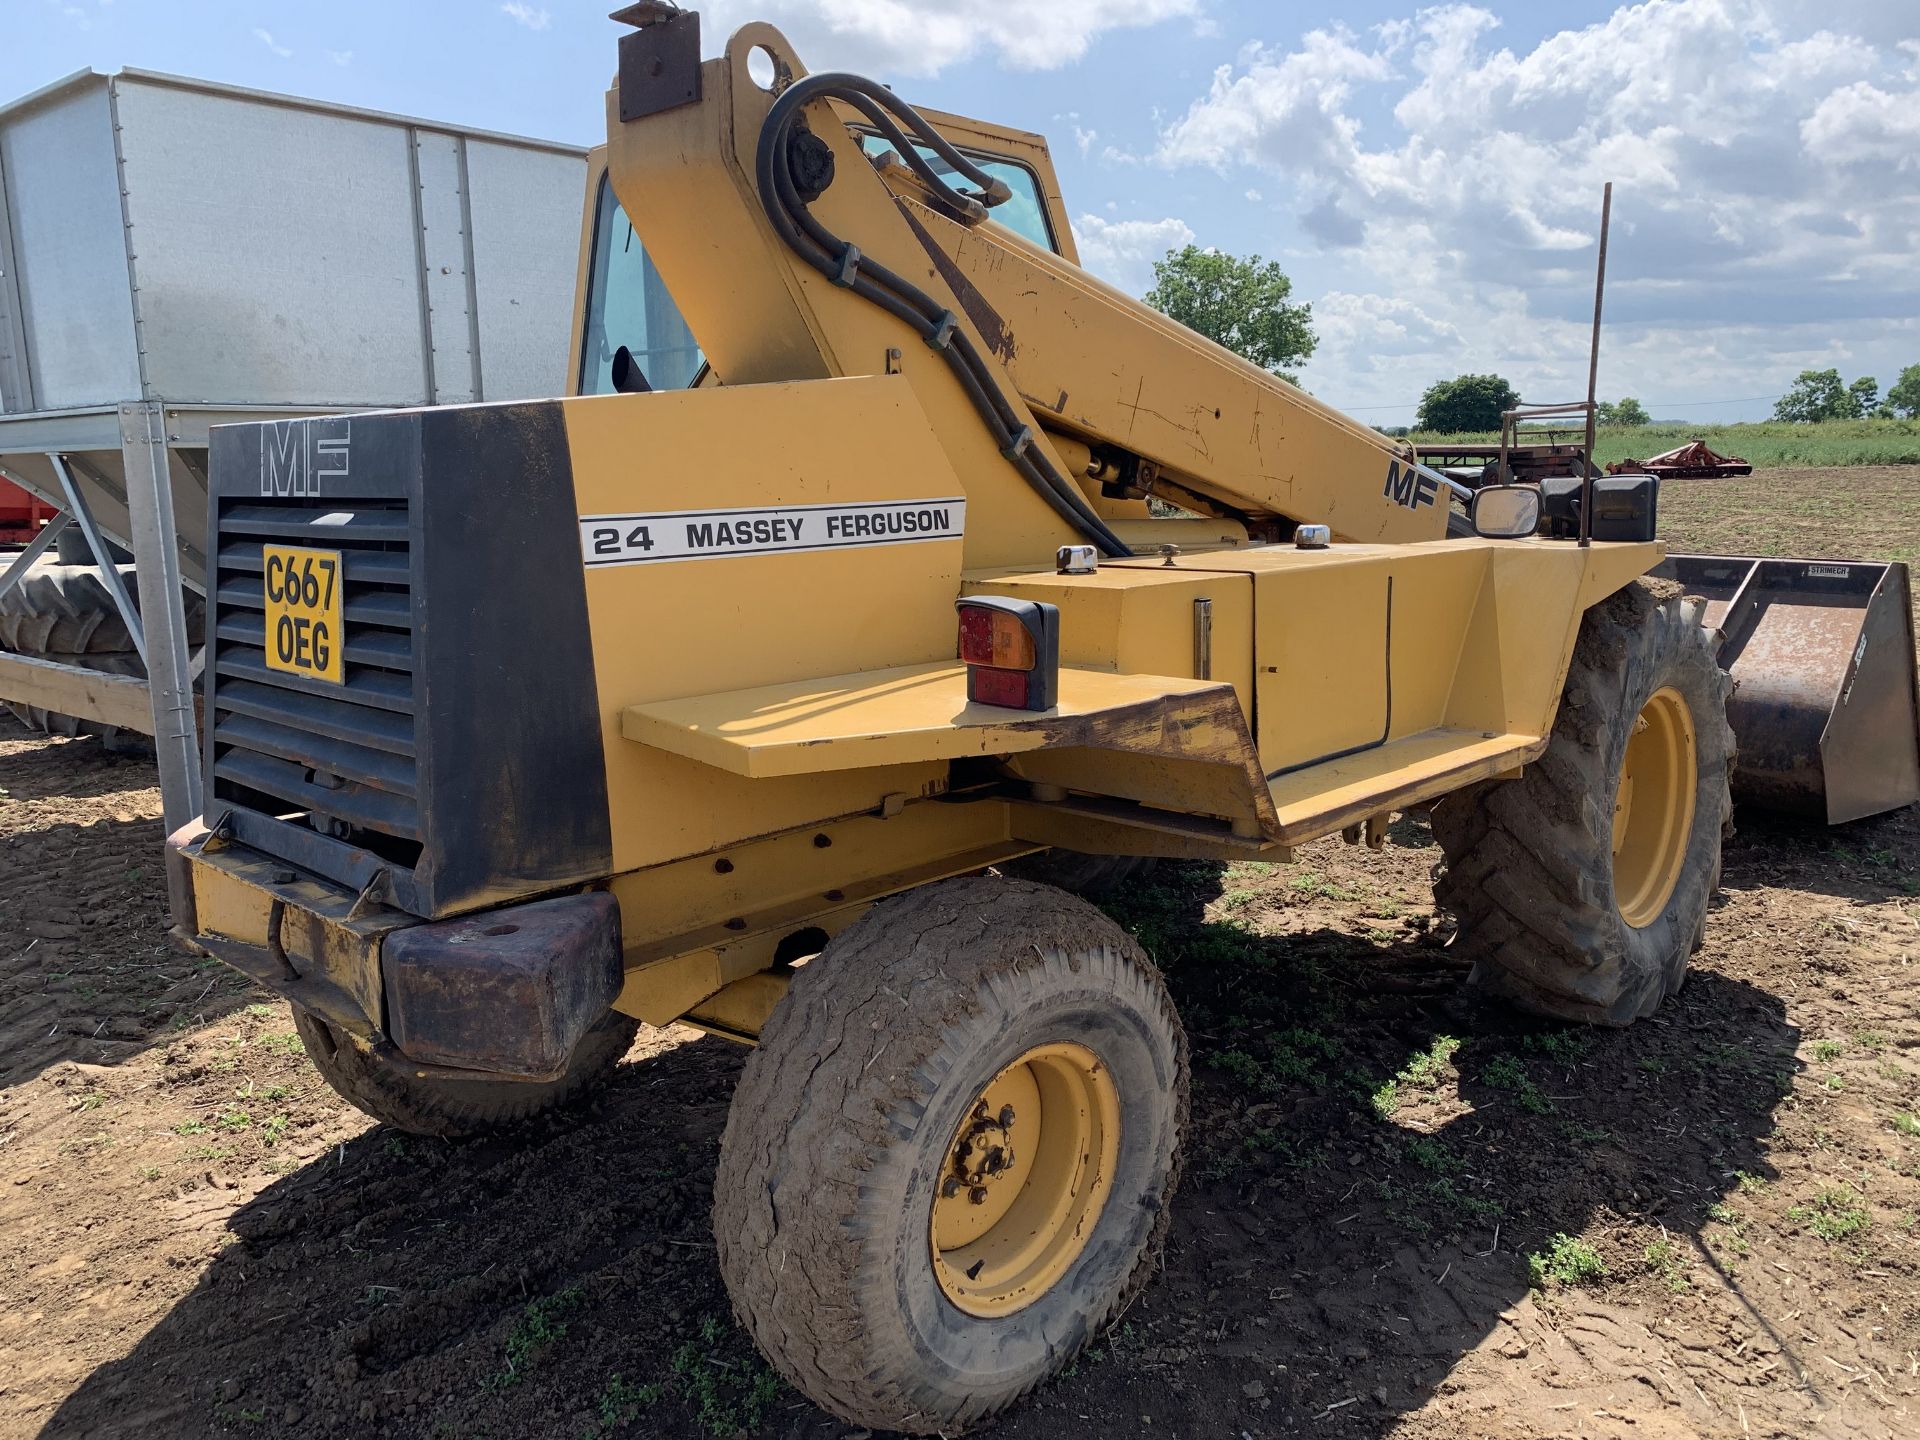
[1527, 1233, 1606, 1289]
[1483, 1055, 1552, 1114]
[1643, 1237, 1688, 1292]
[668, 1315, 783, 1437]
[1522, 1029, 1589, 1064]
[1369, 1079, 1402, 1119]
[1405, 1136, 1460, 1175]
[1401, 1035, 1461, 1090]
[489, 1287, 585, 1390]
[593, 1372, 667, 1432]
[1788, 1186, 1871, 1243]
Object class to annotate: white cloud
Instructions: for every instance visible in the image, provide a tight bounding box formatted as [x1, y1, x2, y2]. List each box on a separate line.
[1802, 80, 1920, 169]
[1074, 214, 1195, 294]
[326, 49, 354, 67]
[253, 27, 292, 59]
[1148, 0, 1920, 414]
[697, 0, 1198, 77]
[501, 2, 551, 31]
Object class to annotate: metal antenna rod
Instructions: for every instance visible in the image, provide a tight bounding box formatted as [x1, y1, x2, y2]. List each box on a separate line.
[1579, 181, 1612, 549]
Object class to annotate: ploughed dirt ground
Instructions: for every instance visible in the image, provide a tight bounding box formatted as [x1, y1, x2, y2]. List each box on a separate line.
[4, 466, 1918, 1440]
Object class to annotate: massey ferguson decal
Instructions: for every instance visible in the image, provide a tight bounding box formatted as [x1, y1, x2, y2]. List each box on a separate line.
[259, 417, 351, 498]
[1383, 459, 1439, 511]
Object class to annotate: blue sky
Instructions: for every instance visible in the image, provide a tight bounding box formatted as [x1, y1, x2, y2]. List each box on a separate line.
[14, 0, 1919, 422]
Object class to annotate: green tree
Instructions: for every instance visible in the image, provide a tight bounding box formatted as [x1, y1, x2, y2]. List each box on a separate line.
[1773, 368, 1854, 422]
[1848, 375, 1880, 416]
[1597, 397, 1650, 426]
[1416, 374, 1521, 433]
[1887, 364, 1920, 419]
[1144, 246, 1315, 380]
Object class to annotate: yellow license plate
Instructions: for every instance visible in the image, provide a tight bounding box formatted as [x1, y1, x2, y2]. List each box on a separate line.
[262, 544, 345, 684]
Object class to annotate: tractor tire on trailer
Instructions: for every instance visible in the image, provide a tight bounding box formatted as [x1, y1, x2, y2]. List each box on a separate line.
[1432, 576, 1733, 1025]
[0, 558, 142, 654]
[0, 557, 203, 738]
[293, 1008, 639, 1138]
[713, 876, 1187, 1435]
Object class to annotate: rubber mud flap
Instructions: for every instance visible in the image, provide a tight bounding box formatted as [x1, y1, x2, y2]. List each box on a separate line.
[383, 892, 622, 1077]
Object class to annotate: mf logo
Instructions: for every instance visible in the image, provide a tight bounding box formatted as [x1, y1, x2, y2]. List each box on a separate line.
[1382, 459, 1439, 511]
[260, 418, 351, 498]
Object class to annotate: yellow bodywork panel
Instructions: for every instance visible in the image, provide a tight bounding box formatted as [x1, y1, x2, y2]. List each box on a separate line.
[563, 375, 972, 871]
[960, 565, 1255, 716]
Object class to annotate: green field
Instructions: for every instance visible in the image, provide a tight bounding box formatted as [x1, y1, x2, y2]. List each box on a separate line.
[1406, 418, 1920, 468]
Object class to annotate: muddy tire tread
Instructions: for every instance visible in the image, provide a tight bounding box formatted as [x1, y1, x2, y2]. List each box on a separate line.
[1431, 577, 1733, 1025]
[294, 1009, 638, 1139]
[713, 876, 1187, 1434]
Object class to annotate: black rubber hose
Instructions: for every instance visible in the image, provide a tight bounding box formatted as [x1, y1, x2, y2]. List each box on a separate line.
[754, 73, 1131, 558]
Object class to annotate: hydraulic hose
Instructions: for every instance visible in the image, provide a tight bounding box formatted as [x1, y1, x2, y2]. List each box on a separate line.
[755, 72, 1133, 558]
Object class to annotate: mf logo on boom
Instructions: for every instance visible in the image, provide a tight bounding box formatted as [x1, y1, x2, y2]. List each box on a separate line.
[260, 418, 351, 498]
[1382, 459, 1439, 511]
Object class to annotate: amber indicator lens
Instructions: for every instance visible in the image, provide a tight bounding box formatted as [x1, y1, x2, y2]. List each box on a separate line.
[958, 607, 1037, 671]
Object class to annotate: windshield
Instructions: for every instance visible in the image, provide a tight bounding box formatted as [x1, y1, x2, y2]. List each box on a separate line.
[578, 174, 704, 395]
[855, 135, 1057, 253]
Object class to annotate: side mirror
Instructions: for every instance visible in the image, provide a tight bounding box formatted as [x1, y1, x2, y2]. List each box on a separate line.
[1469, 484, 1541, 539]
[611, 345, 653, 394]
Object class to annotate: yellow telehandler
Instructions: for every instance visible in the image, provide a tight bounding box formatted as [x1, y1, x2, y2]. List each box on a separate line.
[165, 11, 1917, 1432]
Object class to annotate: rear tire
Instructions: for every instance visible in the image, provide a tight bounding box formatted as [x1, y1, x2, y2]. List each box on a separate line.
[1431, 577, 1732, 1025]
[712, 876, 1187, 1435]
[294, 1008, 638, 1138]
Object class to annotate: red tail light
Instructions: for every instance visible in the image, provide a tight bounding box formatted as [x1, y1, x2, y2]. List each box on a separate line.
[955, 597, 1059, 711]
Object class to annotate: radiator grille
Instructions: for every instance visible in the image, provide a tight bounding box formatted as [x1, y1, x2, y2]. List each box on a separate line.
[208, 499, 421, 866]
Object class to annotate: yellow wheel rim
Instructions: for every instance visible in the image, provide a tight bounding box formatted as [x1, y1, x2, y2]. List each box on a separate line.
[930, 1043, 1120, 1318]
[1611, 686, 1697, 929]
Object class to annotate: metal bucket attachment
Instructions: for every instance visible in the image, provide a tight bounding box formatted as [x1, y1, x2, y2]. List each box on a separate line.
[1655, 554, 1920, 824]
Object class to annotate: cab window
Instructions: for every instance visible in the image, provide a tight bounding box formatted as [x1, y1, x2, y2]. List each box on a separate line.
[855, 135, 1057, 253]
[578, 175, 704, 395]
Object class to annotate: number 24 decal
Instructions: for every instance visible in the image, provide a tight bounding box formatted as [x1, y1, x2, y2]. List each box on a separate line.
[591, 524, 654, 554]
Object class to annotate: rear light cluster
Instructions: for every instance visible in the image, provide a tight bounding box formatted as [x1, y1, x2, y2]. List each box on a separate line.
[955, 597, 1059, 711]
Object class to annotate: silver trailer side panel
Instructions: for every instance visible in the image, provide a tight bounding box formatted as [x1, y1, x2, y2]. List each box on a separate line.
[0, 82, 142, 407]
[468, 140, 586, 403]
[115, 79, 435, 407]
[0, 69, 588, 416]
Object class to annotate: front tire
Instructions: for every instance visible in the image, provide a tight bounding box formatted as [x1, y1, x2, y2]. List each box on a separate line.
[712, 876, 1187, 1435]
[294, 1008, 638, 1138]
[1431, 577, 1733, 1025]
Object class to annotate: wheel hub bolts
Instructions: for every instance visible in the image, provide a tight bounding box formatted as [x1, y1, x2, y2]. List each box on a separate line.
[949, 1099, 1018, 1196]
